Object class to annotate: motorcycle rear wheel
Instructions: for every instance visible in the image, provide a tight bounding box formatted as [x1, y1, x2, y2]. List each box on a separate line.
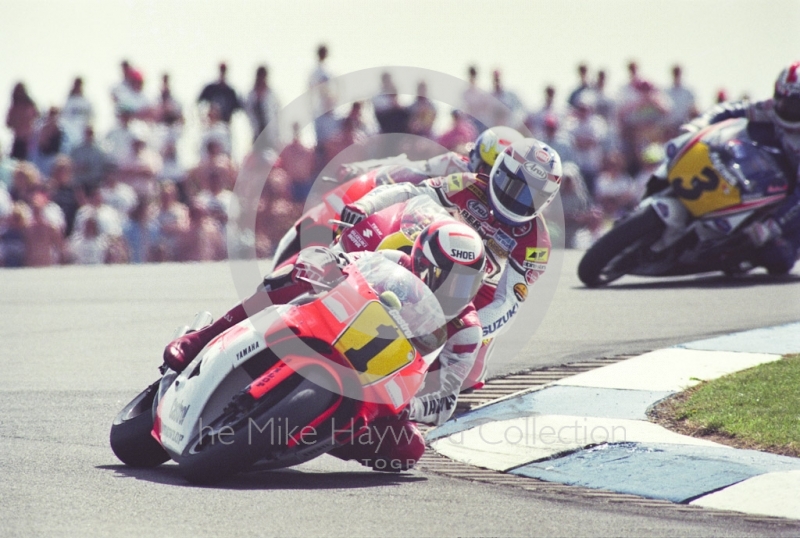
[177, 372, 338, 485]
[578, 207, 666, 287]
[110, 381, 171, 468]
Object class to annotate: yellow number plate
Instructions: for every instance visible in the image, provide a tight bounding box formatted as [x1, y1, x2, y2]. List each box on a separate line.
[668, 142, 741, 217]
[334, 301, 414, 385]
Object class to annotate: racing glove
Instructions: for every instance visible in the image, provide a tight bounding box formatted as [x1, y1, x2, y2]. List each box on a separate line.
[340, 203, 368, 226]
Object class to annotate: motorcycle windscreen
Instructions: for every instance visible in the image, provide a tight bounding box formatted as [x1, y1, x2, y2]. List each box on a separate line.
[667, 141, 741, 217]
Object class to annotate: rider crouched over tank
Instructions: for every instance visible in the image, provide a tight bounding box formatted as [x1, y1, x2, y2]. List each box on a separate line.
[163, 221, 486, 471]
[339, 138, 562, 386]
[666, 62, 800, 274]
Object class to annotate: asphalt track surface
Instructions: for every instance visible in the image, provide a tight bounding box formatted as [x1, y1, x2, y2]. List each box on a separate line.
[3, 250, 800, 536]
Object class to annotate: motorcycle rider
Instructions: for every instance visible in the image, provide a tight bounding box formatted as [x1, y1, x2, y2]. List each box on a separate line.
[338, 138, 562, 384]
[164, 220, 486, 471]
[680, 62, 800, 273]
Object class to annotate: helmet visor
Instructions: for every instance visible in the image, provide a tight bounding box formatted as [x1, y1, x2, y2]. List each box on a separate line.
[493, 162, 556, 218]
[432, 264, 483, 318]
[775, 94, 800, 123]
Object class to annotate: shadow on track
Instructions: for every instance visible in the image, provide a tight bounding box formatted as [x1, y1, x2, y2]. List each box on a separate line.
[575, 273, 800, 291]
[97, 463, 426, 490]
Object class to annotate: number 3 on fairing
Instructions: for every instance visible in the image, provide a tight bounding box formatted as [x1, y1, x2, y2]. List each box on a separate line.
[667, 141, 740, 217]
[333, 301, 414, 385]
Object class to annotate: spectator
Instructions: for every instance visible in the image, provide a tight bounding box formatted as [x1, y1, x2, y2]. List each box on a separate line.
[309, 44, 336, 126]
[244, 65, 281, 146]
[408, 81, 437, 138]
[6, 83, 39, 161]
[594, 69, 615, 121]
[567, 63, 592, 109]
[564, 93, 609, 191]
[152, 73, 184, 128]
[186, 139, 237, 196]
[525, 85, 561, 138]
[200, 103, 233, 158]
[151, 73, 184, 174]
[1, 202, 29, 267]
[61, 77, 94, 149]
[117, 135, 161, 200]
[71, 125, 113, 189]
[115, 68, 151, 120]
[538, 114, 576, 165]
[617, 79, 671, 176]
[490, 69, 525, 129]
[123, 198, 158, 264]
[556, 162, 603, 249]
[664, 65, 698, 138]
[373, 72, 410, 134]
[10, 162, 66, 236]
[461, 65, 491, 131]
[594, 150, 639, 219]
[278, 122, 315, 198]
[175, 199, 225, 262]
[73, 184, 123, 241]
[196, 165, 232, 231]
[104, 107, 144, 165]
[100, 168, 138, 218]
[68, 212, 110, 264]
[29, 107, 66, 177]
[111, 60, 134, 110]
[0, 141, 19, 191]
[24, 190, 64, 266]
[49, 155, 80, 236]
[153, 182, 189, 261]
[256, 167, 303, 256]
[437, 110, 478, 153]
[617, 60, 643, 108]
[198, 62, 241, 124]
[325, 102, 368, 163]
[715, 88, 728, 104]
[158, 139, 185, 185]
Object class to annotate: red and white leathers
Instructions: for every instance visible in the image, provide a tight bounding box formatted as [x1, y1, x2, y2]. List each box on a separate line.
[349, 172, 551, 355]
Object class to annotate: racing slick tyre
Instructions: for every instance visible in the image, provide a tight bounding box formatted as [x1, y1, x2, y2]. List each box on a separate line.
[176, 371, 338, 485]
[110, 381, 171, 468]
[578, 207, 666, 287]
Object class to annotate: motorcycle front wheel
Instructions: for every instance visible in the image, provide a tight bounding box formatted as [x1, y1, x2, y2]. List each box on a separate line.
[110, 380, 171, 468]
[176, 371, 338, 485]
[578, 207, 666, 287]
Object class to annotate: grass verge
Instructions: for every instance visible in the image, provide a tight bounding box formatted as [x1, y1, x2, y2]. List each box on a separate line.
[650, 354, 800, 458]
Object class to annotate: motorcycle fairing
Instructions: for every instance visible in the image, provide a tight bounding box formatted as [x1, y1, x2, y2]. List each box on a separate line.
[668, 141, 741, 217]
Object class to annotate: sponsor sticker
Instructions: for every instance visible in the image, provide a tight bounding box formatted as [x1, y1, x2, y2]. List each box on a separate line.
[523, 162, 548, 180]
[535, 149, 550, 163]
[446, 174, 464, 192]
[492, 229, 517, 252]
[428, 177, 444, 188]
[347, 230, 368, 249]
[467, 199, 489, 220]
[525, 269, 539, 285]
[512, 221, 533, 238]
[525, 247, 549, 263]
[467, 184, 489, 203]
[513, 283, 528, 302]
[523, 262, 547, 271]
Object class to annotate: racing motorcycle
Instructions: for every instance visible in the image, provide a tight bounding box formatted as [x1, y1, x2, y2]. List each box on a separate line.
[578, 118, 793, 287]
[110, 253, 446, 483]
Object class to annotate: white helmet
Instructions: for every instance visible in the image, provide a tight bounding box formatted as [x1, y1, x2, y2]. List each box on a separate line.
[772, 62, 800, 132]
[468, 127, 523, 174]
[488, 138, 562, 226]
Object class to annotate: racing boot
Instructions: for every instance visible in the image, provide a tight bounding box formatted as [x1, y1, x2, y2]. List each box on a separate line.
[328, 416, 426, 472]
[163, 303, 248, 372]
[757, 237, 798, 275]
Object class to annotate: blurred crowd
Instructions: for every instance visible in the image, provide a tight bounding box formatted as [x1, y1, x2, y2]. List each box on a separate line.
[2, 46, 732, 267]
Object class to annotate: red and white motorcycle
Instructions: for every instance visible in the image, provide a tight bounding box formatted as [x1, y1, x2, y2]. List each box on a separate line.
[110, 253, 445, 483]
